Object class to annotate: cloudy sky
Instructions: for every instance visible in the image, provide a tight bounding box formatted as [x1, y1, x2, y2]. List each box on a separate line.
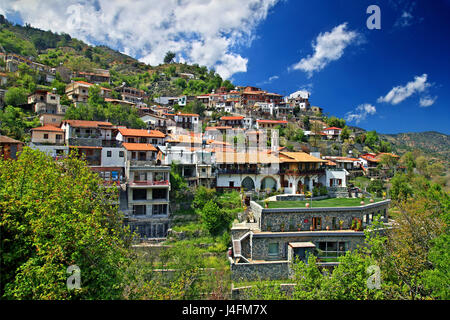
[1, 0, 449, 134]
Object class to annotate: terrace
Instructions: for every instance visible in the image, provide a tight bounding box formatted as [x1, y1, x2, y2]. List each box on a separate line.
[259, 197, 384, 209]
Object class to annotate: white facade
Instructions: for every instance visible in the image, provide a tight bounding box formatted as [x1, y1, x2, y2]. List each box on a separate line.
[101, 147, 125, 167]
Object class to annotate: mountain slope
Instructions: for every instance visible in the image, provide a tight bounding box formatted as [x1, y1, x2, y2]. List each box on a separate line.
[380, 131, 450, 164]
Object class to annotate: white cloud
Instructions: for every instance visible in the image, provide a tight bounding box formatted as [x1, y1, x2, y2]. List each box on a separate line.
[257, 75, 279, 86]
[291, 23, 359, 77]
[395, 11, 414, 27]
[419, 96, 437, 107]
[345, 103, 376, 124]
[377, 74, 431, 105]
[0, 0, 279, 79]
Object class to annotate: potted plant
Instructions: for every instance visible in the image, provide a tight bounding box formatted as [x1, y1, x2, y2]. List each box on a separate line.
[382, 191, 386, 200]
[326, 226, 330, 231]
[297, 223, 302, 231]
[356, 219, 363, 231]
[339, 220, 344, 230]
[280, 223, 285, 232]
[267, 224, 272, 231]
[351, 219, 356, 230]
[310, 225, 313, 231]
[264, 200, 269, 208]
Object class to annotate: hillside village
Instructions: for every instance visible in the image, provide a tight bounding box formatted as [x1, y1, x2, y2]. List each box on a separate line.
[0, 17, 448, 300]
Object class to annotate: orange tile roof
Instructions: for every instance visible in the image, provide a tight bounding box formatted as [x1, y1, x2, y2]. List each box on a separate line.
[31, 125, 64, 132]
[256, 120, 288, 124]
[122, 143, 157, 151]
[220, 116, 244, 120]
[323, 127, 343, 131]
[215, 152, 280, 164]
[176, 112, 199, 117]
[63, 120, 113, 128]
[118, 128, 166, 138]
[205, 126, 233, 131]
[279, 152, 327, 163]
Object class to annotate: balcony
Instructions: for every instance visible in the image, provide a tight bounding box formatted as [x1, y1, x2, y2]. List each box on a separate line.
[280, 168, 325, 176]
[129, 180, 169, 187]
[217, 169, 258, 175]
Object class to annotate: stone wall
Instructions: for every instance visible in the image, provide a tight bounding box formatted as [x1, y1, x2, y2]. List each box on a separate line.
[257, 200, 390, 232]
[250, 232, 365, 261]
[230, 260, 291, 282]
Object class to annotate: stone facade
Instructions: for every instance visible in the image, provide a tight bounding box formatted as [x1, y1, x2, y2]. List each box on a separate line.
[230, 260, 291, 282]
[230, 199, 391, 281]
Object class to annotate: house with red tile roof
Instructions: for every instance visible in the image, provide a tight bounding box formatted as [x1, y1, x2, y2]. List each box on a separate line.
[173, 112, 199, 130]
[116, 128, 166, 146]
[219, 115, 244, 127]
[65, 81, 112, 105]
[31, 125, 64, 144]
[0, 135, 24, 160]
[256, 119, 288, 129]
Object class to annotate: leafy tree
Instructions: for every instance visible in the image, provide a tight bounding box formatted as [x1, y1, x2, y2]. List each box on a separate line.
[199, 200, 232, 237]
[302, 116, 310, 130]
[221, 80, 234, 91]
[390, 173, 413, 201]
[326, 116, 346, 128]
[169, 163, 188, 202]
[165, 65, 177, 77]
[0, 148, 132, 299]
[340, 126, 351, 140]
[365, 130, 379, 149]
[400, 151, 416, 174]
[4, 87, 29, 107]
[192, 186, 216, 211]
[163, 51, 176, 64]
[174, 78, 187, 90]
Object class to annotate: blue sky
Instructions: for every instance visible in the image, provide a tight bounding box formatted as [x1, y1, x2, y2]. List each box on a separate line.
[231, 0, 450, 134]
[1, 0, 449, 134]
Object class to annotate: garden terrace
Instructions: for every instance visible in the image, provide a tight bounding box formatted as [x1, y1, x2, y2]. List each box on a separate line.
[258, 197, 384, 209]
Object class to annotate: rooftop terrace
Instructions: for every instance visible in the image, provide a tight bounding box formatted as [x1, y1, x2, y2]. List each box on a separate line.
[259, 197, 384, 209]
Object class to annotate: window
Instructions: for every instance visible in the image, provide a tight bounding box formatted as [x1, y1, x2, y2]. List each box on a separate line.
[43, 134, 48, 139]
[133, 205, 146, 215]
[268, 243, 279, 256]
[153, 204, 167, 215]
[152, 139, 157, 145]
[317, 241, 347, 259]
[107, 150, 112, 157]
[153, 188, 167, 199]
[132, 189, 147, 201]
[56, 134, 62, 140]
[119, 151, 124, 157]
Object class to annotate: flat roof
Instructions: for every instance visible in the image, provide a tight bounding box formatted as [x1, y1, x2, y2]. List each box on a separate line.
[289, 242, 316, 248]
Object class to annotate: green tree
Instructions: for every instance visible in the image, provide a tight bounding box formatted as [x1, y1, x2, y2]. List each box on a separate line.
[365, 131, 379, 149]
[163, 51, 176, 64]
[5, 87, 29, 107]
[192, 186, 216, 211]
[390, 173, 413, 201]
[0, 148, 132, 299]
[340, 126, 351, 140]
[199, 200, 232, 237]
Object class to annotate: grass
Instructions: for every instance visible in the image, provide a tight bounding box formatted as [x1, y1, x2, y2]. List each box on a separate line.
[260, 197, 384, 209]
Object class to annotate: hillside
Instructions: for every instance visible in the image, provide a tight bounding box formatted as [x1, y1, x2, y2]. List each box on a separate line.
[0, 16, 234, 97]
[380, 131, 450, 165]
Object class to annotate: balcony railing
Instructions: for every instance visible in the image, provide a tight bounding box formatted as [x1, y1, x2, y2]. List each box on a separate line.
[129, 180, 169, 186]
[280, 169, 325, 176]
[217, 169, 258, 174]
